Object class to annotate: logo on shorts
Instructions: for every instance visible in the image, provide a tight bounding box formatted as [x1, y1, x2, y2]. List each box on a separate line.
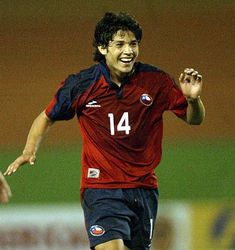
[140, 94, 153, 106]
[90, 225, 105, 236]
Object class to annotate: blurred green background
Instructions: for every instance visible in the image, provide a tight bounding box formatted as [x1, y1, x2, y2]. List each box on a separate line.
[1, 0, 234, 204]
[1, 140, 234, 203]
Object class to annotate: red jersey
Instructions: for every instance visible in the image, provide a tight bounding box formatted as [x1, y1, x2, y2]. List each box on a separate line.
[45, 61, 187, 193]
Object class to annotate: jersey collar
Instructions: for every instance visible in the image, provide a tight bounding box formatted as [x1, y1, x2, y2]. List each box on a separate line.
[99, 60, 137, 89]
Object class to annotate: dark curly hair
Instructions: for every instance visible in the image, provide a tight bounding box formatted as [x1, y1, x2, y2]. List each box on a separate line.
[93, 12, 142, 62]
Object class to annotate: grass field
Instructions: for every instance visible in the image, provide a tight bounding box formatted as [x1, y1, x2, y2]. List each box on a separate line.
[1, 140, 234, 204]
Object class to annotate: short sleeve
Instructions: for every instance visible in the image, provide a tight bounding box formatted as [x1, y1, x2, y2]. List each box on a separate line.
[45, 75, 79, 121]
[165, 76, 188, 118]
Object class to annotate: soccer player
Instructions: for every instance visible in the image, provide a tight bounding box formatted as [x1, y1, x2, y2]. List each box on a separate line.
[4, 12, 205, 250]
[0, 171, 11, 204]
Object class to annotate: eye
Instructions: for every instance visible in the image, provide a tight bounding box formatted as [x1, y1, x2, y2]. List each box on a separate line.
[115, 42, 123, 48]
[130, 41, 138, 47]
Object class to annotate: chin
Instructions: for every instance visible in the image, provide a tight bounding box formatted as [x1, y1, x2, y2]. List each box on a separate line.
[120, 65, 134, 73]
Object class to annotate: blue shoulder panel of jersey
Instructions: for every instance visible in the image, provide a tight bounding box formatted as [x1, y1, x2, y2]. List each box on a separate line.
[48, 64, 101, 121]
[68, 63, 102, 102]
[136, 62, 164, 74]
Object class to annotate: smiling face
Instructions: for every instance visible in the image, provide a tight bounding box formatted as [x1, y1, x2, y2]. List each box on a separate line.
[98, 30, 139, 82]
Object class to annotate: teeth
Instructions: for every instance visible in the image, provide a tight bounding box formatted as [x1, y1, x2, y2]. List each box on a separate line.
[120, 58, 132, 63]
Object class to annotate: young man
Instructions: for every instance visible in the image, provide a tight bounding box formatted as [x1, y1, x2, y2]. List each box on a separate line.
[4, 12, 205, 250]
[0, 171, 11, 204]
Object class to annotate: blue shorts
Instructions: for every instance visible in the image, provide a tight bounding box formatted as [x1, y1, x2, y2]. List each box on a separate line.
[81, 188, 159, 249]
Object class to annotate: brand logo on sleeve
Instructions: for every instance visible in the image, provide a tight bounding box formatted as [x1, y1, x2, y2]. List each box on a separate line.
[140, 94, 153, 106]
[90, 225, 105, 236]
[85, 100, 101, 107]
[87, 168, 100, 178]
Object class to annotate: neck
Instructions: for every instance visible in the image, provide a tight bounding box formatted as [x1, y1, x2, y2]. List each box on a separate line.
[109, 68, 135, 87]
[104, 61, 136, 87]
[110, 72, 123, 87]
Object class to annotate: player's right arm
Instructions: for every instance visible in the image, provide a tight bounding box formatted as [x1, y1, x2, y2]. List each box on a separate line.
[4, 111, 54, 176]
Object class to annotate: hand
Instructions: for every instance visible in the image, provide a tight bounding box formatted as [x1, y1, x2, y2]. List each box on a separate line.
[4, 152, 36, 176]
[0, 171, 12, 203]
[179, 68, 202, 99]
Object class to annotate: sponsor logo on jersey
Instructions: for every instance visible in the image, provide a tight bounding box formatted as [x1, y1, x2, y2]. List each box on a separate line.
[87, 168, 100, 178]
[90, 225, 105, 236]
[85, 100, 101, 107]
[140, 93, 153, 106]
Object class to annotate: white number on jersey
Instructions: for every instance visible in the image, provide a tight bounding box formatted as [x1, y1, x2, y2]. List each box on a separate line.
[108, 112, 131, 135]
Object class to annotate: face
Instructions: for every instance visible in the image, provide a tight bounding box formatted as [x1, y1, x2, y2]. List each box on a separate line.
[99, 30, 139, 80]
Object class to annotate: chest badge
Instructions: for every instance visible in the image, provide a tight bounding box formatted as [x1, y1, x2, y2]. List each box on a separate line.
[140, 94, 153, 106]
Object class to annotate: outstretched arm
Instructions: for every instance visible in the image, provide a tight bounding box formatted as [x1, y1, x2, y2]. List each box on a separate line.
[179, 68, 205, 125]
[4, 111, 54, 176]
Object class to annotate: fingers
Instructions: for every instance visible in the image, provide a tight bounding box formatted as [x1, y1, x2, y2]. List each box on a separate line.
[184, 68, 195, 75]
[184, 68, 197, 83]
[179, 73, 184, 83]
[179, 68, 202, 84]
[4, 161, 22, 176]
[4, 154, 36, 176]
[191, 70, 202, 83]
[29, 155, 36, 166]
[196, 74, 202, 82]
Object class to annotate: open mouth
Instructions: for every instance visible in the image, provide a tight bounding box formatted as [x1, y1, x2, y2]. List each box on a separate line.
[119, 58, 134, 64]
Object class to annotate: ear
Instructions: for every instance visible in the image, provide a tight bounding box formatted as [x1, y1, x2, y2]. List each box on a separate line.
[98, 45, 108, 56]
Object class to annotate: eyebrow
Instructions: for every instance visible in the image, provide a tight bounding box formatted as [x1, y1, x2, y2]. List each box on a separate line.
[111, 39, 138, 43]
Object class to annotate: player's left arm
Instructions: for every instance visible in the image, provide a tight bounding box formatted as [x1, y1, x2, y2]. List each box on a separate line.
[179, 68, 205, 125]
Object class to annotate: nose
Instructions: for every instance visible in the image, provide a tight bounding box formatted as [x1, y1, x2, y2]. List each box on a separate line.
[123, 44, 133, 54]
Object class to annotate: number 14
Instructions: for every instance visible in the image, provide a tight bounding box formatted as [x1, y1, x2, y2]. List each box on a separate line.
[108, 112, 131, 135]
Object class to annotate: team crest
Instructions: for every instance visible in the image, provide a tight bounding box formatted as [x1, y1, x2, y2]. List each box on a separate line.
[140, 94, 153, 106]
[90, 225, 105, 236]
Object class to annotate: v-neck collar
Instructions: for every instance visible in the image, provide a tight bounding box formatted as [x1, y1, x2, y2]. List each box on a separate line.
[99, 60, 136, 89]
